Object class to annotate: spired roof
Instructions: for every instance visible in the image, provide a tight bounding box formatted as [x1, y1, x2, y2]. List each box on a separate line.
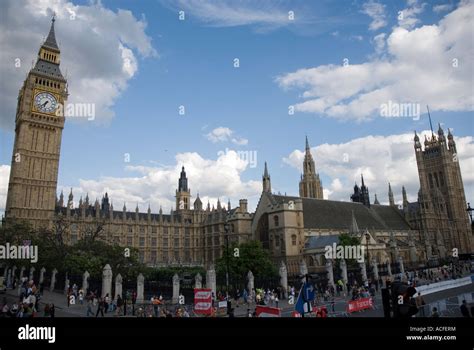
[44, 17, 59, 51]
[305, 234, 339, 250]
[32, 59, 65, 81]
[271, 194, 411, 231]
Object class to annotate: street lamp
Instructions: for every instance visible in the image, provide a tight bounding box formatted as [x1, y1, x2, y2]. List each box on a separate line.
[365, 230, 370, 286]
[224, 221, 230, 299]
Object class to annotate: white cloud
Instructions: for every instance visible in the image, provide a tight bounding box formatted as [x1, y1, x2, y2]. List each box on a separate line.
[206, 127, 248, 145]
[0, 0, 156, 130]
[433, 4, 454, 13]
[276, 0, 474, 121]
[361, 0, 387, 31]
[398, 0, 427, 30]
[160, 0, 297, 29]
[283, 131, 474, 205]
[57, 151, 261, 213]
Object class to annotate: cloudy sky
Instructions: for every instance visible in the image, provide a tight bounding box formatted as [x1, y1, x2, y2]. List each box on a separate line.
[0, 0, 473, 217]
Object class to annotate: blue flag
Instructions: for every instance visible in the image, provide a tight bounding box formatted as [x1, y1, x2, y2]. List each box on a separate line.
[295, 282, 315, 315]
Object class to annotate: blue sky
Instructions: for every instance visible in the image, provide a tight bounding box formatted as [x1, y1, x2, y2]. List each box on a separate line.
[0, 0, 473, 216]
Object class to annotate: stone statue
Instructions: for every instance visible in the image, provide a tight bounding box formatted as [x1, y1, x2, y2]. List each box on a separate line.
[136, 273, 145, 303]
[206, 264, 216, 298]
[326, 260, 335, 288]
[101, 264, 112, 298]
[195, 273, 202, 289]
[39, 267, 46, 285]
[115, 273, 123, 300]
[279, 261, 288, 299]
[29, 266, 35, 281]
[50, 268, 58, 292]
[299, 259, 308, 282]
[247, 270, 254, 296]
[172, 273, 180, 304]
[82, 271, 90, 294]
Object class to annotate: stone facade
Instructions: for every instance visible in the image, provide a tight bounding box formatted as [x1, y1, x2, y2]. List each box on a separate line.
[5, 18, 67, 229]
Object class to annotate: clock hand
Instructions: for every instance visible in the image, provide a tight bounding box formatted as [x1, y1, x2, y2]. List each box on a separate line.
[42, 101, 49, 107]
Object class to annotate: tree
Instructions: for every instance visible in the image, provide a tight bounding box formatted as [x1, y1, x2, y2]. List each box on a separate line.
[336, 233, 362, 269]
[215, 240, 277, 288]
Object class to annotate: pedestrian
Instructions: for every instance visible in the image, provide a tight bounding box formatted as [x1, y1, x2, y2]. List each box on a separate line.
[86, 299, 94, 317]
[49, 303, 55, 318]
[95, 297, 105, 317]
[431, 307, 439, 317]
[79, 289, 84, 305]
[415, 292, 425, 316]
[460, 300, 470, 317]
[104, 293, 110, 313]
[116, 295, 123, 316]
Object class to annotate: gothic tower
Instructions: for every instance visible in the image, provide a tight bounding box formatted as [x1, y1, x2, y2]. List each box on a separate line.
[414, 120, 473, 254]
[262, 162, 271, 193]
[299, 136, 324, 199]
[176, 166, 191, 210]
[5, 17, 68, 228]
[351, 174, 370, 207]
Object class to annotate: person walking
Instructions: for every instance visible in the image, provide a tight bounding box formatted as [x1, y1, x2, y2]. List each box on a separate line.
[49, 303, 55, 318]
[460, 300, 470, 317]
[86, 298, 94, 317]
[95, 297, 105, 317]
[116, 295, 124, 316]
[415, 292, 426, 316]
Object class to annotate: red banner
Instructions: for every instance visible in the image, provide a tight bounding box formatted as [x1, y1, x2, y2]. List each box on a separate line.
[346, 297, 373, 313]
[256, 305, 281, 317]
[194, 288, 212, 315]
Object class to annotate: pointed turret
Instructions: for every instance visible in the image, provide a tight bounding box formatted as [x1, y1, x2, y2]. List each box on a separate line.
[299, 136, 324, 199]
[59, 190, 64, 207]
[349, 210, 359, 235]
[374, 193, 380, 205]
[388, 182, 395, 206]
[194, 193, 203, 211]
[262, 162, 271, 193]
[402, 186, 408, 209]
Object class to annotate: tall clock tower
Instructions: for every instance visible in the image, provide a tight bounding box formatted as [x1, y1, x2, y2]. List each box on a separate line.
[5, 17, 68, 228]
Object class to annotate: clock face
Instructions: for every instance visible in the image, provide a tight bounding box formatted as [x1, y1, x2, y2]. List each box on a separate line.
[34, 92, 57, 113]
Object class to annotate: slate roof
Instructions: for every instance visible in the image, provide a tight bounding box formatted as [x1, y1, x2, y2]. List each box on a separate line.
[32, 59, 65, 81]
[271, 195, 411, 231]
[304, 234, 339, 249]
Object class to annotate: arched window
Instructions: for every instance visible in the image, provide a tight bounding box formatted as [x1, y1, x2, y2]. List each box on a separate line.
[273, 215, 279, 227]
[291, 234, 297, 246]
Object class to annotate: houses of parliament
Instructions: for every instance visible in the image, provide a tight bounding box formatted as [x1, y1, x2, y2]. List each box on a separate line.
[3, 19, 473, 275]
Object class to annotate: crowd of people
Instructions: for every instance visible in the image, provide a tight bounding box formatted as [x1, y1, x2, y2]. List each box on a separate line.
[0, 277, 53, 318]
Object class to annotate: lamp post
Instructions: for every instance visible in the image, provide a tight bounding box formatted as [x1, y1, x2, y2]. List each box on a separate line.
[365, 231, 370, 286]
[224, 221, 230, 299]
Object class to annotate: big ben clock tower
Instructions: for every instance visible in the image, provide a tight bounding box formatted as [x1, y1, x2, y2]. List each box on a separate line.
[5, 16, 68, 228]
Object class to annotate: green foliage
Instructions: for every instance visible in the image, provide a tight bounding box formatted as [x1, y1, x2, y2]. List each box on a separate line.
[0, 218, 144, 279]
[144, 266, 206, 281]
[215, 240, 277, 281]
[337, 233, 362, 269]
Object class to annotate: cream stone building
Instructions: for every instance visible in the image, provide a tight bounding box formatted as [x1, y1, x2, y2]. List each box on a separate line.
[4, 19, 472, 276]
